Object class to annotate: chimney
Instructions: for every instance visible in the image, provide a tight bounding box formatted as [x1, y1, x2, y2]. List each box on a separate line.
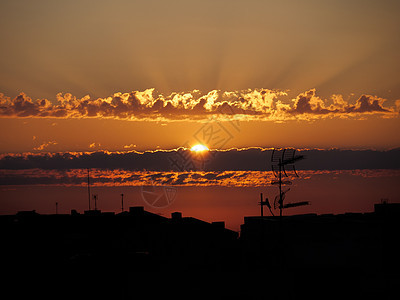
[171, 212, 182, 221]
[71, 209, 79, 216]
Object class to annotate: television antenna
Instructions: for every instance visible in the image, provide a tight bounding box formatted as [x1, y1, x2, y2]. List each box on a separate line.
[259, 192, 274, 217]
[87, 168, 91, 211]
[269, 148, 309, 217]
[93, 194, 98, 211]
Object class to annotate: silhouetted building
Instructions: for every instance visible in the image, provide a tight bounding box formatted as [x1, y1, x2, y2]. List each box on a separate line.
[2, 203, 399, 298]
[1, 206, 238, 273]
[239, 204, 400, 298]
[374, 201, 400, 216]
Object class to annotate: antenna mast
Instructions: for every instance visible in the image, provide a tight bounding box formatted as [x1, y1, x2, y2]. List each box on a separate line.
[121, 193, 124, 212]
[87, 168, 91, 211]
[270, 148, 308, 217]
[93, 194, 97, 210]
[93, 194, 98, 211]
[259, 193, 274, 217]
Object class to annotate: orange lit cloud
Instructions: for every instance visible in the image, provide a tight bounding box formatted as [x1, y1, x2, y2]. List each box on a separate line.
[33, 141, 58, 151]
[287, 89, 394, 118]
[89, 142, 101, 149]
[1, 148, 399, 187]
[123, 144, 137, 149]
[1, 168, 399, 187]
[0, 88, 397, 122]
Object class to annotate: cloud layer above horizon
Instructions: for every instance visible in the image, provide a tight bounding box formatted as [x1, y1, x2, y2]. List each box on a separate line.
[1, 88, 398, 122]
[1, 148, 399, 172]
[2, 168, 399, 188]
[2, 148, 399, 187]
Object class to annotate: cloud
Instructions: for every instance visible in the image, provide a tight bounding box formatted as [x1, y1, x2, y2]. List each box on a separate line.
[123, 144, 137, 149]
[289, 89, 334, 115]
[395, 99, 400, 113]
[1, 168, 398, 187]
[89, 142, 100, 149]
[33, 141, 57, 151]
[0, 88, 397, 122]
[345, 95, 391, 113]
[0, 148, 399, 171]
[287, 89, 393, 119]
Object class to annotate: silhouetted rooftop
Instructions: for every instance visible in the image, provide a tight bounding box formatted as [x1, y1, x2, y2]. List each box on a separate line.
[2, 203, 399, 298]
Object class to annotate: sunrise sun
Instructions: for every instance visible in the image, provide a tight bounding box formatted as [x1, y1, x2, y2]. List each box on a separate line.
[190, 144, 209, 152]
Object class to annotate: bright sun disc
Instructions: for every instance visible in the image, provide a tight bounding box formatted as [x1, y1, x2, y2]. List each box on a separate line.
[190, 144, 209, 152]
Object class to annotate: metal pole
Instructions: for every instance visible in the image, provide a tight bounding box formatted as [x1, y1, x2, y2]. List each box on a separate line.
[279, 158, 282, 218]
[56, 202, 58, 215]
[260, 193, 263, 217]
[87, 168, 91, 211]
[121, 193, 124, 212]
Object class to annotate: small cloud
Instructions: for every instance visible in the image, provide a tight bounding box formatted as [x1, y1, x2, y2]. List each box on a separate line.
[89, 142, 100, 148]
[33, 141, 57, 151]
[394, 99, 400, 113]
[346, 95, 390, 113]
[51, 122, 57, 126]
[32, 135, 36, 141]
[123, 144, 137, 149]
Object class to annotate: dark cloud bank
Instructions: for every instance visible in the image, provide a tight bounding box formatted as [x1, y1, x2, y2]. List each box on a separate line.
[1, 148, 399, 171]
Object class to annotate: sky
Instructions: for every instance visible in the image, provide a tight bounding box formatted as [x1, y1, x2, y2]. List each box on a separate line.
[1, 0, 400, 100]
[1, 0, 400, 225]
[0, 0, 399, 152]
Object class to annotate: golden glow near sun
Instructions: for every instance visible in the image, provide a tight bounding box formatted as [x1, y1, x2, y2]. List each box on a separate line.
[190, 144, 209, 152]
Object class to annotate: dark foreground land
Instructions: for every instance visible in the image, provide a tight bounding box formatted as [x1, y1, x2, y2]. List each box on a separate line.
[1, 203, 399, 299]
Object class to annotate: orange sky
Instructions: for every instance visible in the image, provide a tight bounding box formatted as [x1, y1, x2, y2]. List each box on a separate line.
[1, 1, 400, 153]
[2, 170, 399, 230]
[0, 112, 399, 153]
[1, 1, 400, 101]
